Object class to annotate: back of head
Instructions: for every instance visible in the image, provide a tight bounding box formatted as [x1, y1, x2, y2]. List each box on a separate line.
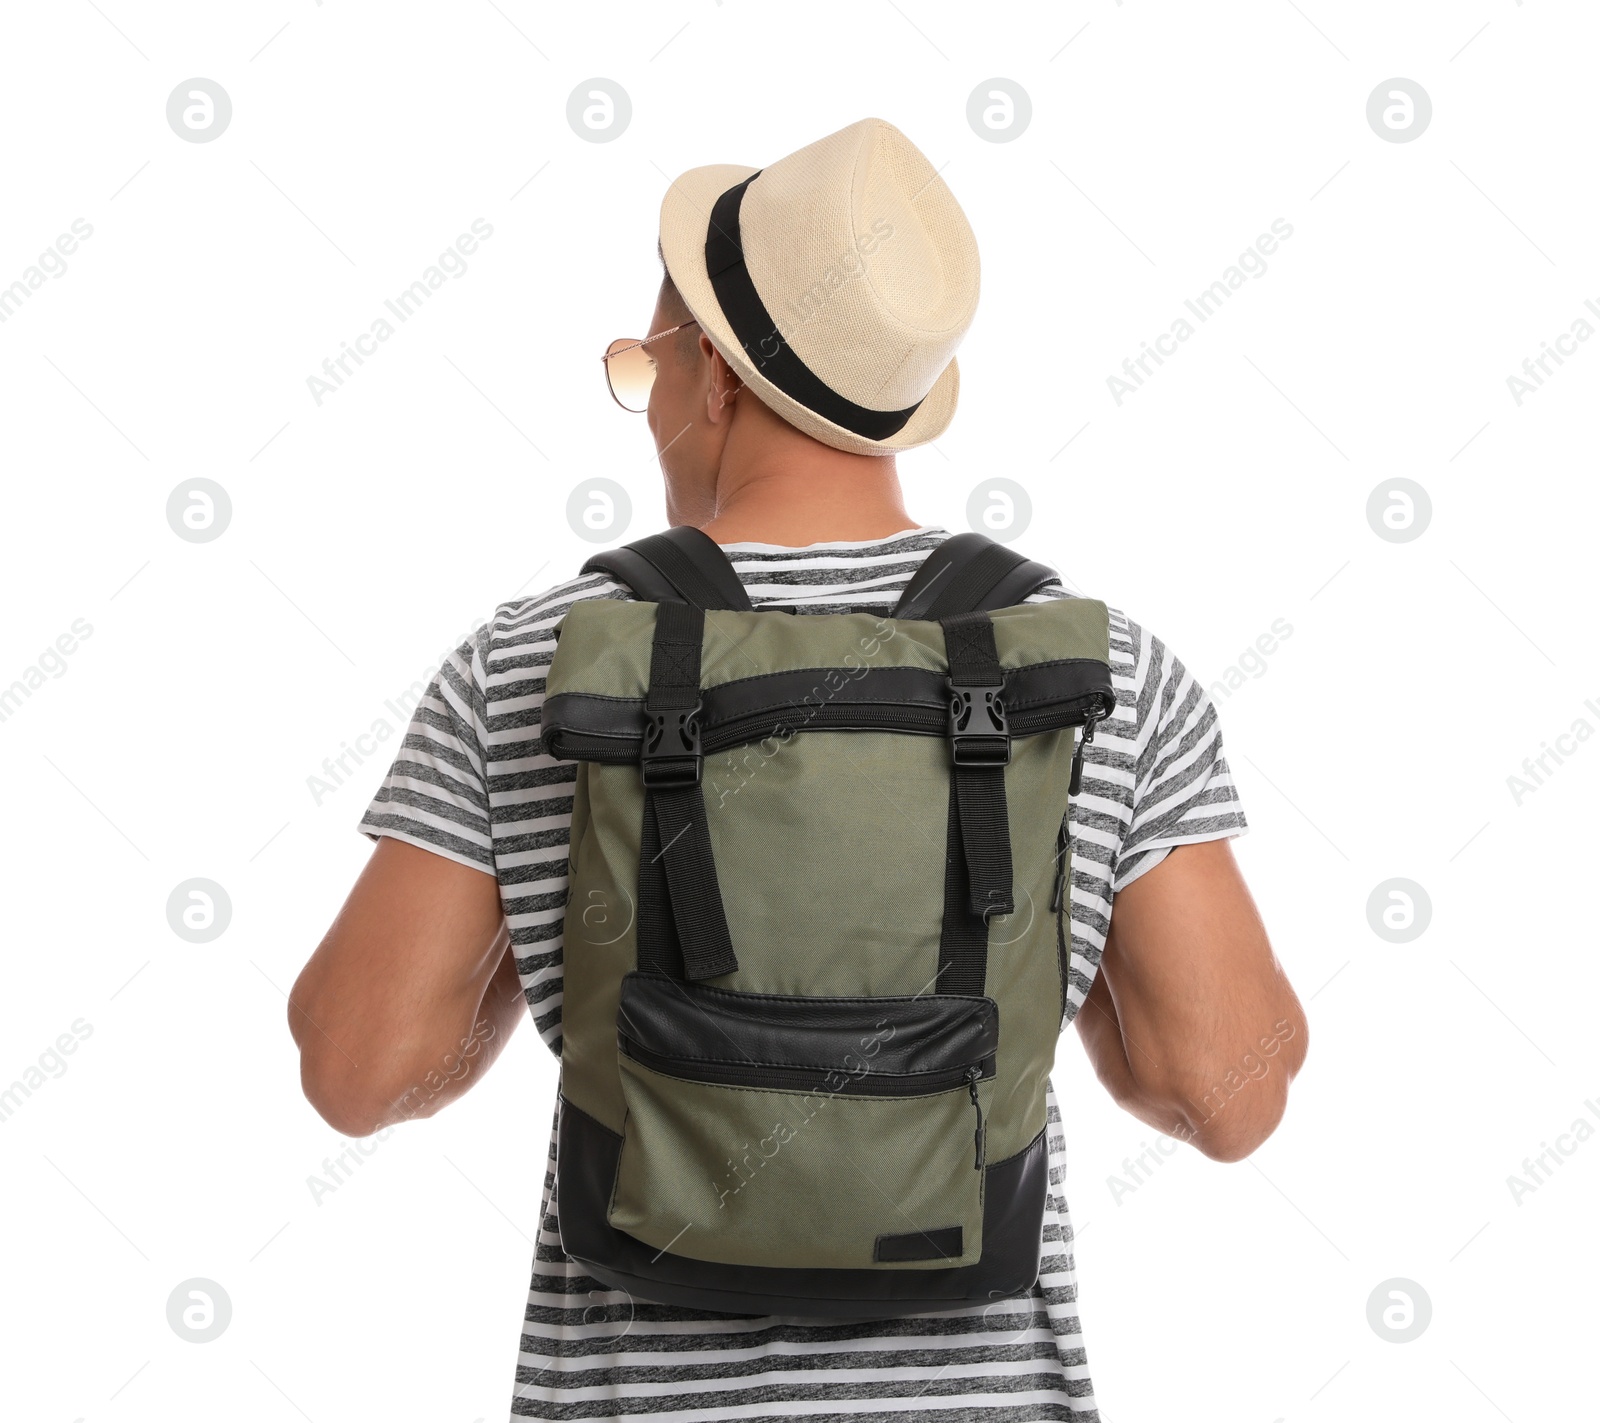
[657, 117, 981, 456]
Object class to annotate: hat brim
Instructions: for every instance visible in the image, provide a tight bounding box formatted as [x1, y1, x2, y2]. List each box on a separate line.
[658, 162, 959, 456]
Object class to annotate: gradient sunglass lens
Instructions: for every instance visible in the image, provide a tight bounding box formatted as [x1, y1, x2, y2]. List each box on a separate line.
[604, 339, 655, 412]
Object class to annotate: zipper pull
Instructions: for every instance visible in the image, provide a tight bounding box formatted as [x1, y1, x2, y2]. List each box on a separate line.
[965, 1065, 986, 1170]
[1068, 707, 1103, 796]
[1050, 814, 1071, 914]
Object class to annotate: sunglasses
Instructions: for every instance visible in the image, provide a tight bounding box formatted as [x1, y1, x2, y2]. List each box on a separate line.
[601, 320, 701, 412]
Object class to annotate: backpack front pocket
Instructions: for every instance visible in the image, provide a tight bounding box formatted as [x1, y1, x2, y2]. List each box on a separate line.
[607, 972, 998, 1271]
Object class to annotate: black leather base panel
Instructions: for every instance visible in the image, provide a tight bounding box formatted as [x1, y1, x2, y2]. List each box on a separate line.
[556, 1095, 1047, 1320]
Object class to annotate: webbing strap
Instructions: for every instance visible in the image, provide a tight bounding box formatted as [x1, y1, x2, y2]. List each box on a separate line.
[952, 768, 1013, 919]
[639, 782, 738, 980]
[940, 612, 1015, 920]
[935, 787, 989, 996]
[645, 600, 704, 712]
[636, 601, 738, 982]
[942, 608, 1005, 686]
[635, 804, 681, 977]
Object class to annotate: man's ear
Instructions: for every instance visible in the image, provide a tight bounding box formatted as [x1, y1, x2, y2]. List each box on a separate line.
[702, 336, 743, 424]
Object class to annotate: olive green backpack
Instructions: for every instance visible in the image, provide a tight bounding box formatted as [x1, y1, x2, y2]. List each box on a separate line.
[542, 526, 1113, 1318]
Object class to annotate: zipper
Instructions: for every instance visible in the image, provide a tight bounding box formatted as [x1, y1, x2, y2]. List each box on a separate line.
[1067, 701, 1108, 795]
[621, 1037, 994, 1100]
[703, 699, 945, 752]
[965, 1065, 986, 1170]
[1006, 689, 1110, 739]
[1050, 811, 1072, 1029]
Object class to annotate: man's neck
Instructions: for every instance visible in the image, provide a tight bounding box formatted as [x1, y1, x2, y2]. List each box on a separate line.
[687, 407, 919, 548]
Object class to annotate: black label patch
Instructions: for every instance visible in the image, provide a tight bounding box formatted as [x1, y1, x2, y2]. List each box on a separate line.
[874, 1226, 963, 1262]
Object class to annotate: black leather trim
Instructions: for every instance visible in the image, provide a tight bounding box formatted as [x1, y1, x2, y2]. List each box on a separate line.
[617, 972, 998, 1082]
[875, 1226, 962, 1262]
[542, 660, 1115, 761]
[556, 1095, 1047, 1319]
[543, 693, 648, 743]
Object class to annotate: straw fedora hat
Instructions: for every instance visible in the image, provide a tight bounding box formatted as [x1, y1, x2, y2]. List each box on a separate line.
[657, 117, 980, 455]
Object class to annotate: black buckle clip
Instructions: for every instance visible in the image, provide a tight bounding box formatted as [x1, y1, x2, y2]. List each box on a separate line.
[947, 681, 1010, 767]
[641, 700, 704, 788]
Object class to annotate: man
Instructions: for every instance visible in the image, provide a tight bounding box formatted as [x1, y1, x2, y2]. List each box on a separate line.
[290, 117, 1307, 1420]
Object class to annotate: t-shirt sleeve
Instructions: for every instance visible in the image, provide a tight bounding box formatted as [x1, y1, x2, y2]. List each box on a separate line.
[1113, 619, 1249, 893]
[356, 622, 497, 878]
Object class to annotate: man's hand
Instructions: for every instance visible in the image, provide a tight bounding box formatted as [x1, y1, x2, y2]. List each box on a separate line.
[1074, 839, 1307, 1161]
[288, 837, 525, 1137]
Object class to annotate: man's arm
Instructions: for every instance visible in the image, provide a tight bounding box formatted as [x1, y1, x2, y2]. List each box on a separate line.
[1075, 838, 1307, 1162]
[288, 837, 526, 1137]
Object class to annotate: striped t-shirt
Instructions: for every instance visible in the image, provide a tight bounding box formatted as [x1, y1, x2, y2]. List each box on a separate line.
[357, 526, 1247, 1421]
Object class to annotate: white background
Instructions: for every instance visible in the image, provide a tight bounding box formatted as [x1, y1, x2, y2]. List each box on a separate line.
[2, 2, 1595, 1420]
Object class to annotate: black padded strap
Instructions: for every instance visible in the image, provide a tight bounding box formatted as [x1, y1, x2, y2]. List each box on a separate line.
[582, 526, 753, 612]
[890, 533, 1060, 620]
[635, 601, 738, 982]
[580, 545, 683, 604]
[981, 557, 1063, 610]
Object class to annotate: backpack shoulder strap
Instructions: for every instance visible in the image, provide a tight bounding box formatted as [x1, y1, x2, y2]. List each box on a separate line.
[581, 525, 754, 611]
[890, 532, 1059, 619]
